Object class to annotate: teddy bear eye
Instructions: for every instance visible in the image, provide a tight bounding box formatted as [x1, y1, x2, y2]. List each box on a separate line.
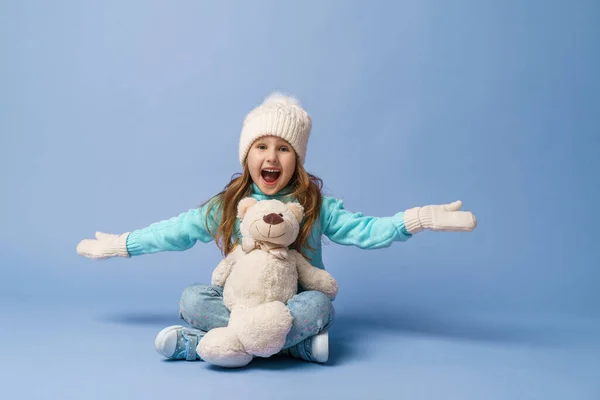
[278, 213, 283, 217]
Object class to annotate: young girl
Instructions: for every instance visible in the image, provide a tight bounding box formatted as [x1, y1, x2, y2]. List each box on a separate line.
[77, 92, 477, 364]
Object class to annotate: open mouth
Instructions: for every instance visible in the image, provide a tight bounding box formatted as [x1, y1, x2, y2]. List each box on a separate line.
[261, 169, 281, 186]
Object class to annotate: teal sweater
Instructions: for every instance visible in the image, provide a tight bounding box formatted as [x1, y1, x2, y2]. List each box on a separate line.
[126, 183, 413, 269]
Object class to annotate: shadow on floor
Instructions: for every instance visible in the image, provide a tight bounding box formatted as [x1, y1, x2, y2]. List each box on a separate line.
[97, 311, 182, 327]
[97, 307, 573, 367]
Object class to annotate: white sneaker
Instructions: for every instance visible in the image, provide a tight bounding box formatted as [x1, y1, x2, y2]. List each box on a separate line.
[310, 329, 329, 363]
[279, 329, 329, 363]
[155, 325, 203, 361]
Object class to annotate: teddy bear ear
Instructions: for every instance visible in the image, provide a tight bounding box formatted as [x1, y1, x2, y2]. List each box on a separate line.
[237, 197, 258, 219]
[287, 202, 304, 223]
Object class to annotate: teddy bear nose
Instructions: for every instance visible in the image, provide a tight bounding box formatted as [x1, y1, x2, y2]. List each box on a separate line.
[263, 213, 284, 225]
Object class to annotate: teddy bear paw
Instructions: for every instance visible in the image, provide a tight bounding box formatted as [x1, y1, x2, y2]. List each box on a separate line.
[230, 302, 293, 357]
[196, 327, 253, 368]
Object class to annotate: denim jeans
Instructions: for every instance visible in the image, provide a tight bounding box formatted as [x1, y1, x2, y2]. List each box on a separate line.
[178, 284, 335, 349]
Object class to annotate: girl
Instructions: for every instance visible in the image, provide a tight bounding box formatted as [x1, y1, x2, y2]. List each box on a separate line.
[77, 93, 477, 364]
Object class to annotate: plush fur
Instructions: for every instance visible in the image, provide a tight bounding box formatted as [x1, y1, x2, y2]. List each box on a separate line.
[196, 198, 338, 368]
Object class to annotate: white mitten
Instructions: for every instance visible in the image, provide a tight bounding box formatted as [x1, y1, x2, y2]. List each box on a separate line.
[403, 200, 477, 234]
[76, 232, 131, 260]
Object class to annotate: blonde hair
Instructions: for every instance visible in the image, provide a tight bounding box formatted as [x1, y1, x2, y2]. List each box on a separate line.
[202, 156, 323, 261]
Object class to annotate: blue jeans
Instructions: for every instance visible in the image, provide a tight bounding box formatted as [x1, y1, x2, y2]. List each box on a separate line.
[178, 284, 335, 349]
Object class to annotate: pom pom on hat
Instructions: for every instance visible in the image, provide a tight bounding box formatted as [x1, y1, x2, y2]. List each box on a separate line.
[239, 92, 312, 166]
[261, 92, 302, 106]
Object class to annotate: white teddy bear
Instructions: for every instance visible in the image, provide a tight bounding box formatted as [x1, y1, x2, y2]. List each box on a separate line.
[196, 197, 338, 368]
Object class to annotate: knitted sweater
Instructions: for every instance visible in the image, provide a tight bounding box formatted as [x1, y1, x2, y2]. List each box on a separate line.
[126, 183, 413, 269]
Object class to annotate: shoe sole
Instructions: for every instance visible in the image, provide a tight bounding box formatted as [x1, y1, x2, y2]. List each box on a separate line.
[311, 330, 329, 363]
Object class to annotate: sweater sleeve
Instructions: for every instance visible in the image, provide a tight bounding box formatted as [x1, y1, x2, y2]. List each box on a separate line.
[320, 196, 412, 249]
[125, 199, 220, 256]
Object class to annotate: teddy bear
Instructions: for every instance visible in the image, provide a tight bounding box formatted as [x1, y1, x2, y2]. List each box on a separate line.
[196, 197, 338, 368]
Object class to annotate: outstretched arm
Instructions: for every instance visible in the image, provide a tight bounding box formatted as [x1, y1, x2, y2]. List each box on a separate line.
[293, 251, 338, 300]
[125, 197, 222, 256]
[320, 196, 412, 249]
[77, 197, 222, 260]
[320, 197, 477, 249]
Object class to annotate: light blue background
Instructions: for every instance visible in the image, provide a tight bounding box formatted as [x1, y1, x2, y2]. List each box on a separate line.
[1, 0, 599, 399]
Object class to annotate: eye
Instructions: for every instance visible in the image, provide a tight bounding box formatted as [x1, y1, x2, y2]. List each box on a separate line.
[278, 213, 283, 217]
[257, 144, 266, 150]
[279, 146, 289, 152]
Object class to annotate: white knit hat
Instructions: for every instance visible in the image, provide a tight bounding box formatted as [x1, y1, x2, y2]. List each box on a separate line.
[239, 92, 312, 166]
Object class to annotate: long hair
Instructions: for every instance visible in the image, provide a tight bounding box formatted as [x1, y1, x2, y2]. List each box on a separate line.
[202, 157, 323, 260]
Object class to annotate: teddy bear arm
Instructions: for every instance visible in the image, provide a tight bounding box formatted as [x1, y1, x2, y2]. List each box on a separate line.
[293, 251, 338, 300]
[211, 257, 236, 287]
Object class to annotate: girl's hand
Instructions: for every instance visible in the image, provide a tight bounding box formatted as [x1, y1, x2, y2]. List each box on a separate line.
[76, 232, 131, 260]
[404, 201, 477, 234]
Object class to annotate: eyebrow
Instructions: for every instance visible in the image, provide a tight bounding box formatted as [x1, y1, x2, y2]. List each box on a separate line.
[256, 139, 289, 146]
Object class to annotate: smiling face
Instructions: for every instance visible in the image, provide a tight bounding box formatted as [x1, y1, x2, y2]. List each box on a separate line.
[237, 198, 305, 248]
[246, 135, 297, 195]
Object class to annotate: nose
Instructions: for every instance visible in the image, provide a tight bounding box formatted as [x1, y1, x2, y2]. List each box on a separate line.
[266, 148, 279, 163]
[263, 213, 284, 225]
